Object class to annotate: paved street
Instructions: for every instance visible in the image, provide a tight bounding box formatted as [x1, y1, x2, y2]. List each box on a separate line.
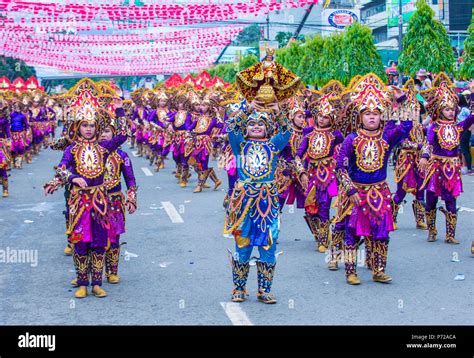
[0, 142, 473, 325]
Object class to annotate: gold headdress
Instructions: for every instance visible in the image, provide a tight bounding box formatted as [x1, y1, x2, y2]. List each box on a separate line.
[63, 78, 112, 140]
[421, 73, 458, 122]
[265, 47, 276, 57]
[130, 88, 145, 106]
[310, 80, 346, 122]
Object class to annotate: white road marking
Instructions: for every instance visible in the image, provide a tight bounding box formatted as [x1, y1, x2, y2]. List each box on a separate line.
[141, 167, 153, 176]
[132, 151, 139, 157]
[161, 201, 184, 224]
[220, 302, 253, 326]
[12, 202, 57, 213]
[458, 206, 474, 212]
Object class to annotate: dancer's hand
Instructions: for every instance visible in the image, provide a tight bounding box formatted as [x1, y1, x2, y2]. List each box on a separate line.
[249, 99, 265, 112]
[349, 192, 361, 206]
[266, 101, 280, 113]
[418, 158, 428, 173]
[72, 177, 87, 188]
[300, 174, 309, 190]
[127, 202, 136, 214]
[43, 184, 55, 196]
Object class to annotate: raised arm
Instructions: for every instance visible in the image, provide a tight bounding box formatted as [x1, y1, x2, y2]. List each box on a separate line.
[335, 135, 357, 197]
[121, 151, 138, 213]
[99, 108, 128, 153]
[270, 113, 292, 153]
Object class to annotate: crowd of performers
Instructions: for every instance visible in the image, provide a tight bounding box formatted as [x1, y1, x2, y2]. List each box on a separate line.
[0, 89, 59, 198]
[2, 59, 472, 303]
[219, 65, 473, 303]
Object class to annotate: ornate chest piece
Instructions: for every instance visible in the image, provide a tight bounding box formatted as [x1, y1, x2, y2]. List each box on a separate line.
[73, 142, 105, 179]
[157, 109, 168, 123]
[290, 129, 304, 157]
[437, 122, 461, 150]
[195, 115, 211, 134]
[307, 129, 333, 160]
[175, 111, 187, 128]
[410, 122, 425, 144]
[31, 108, 40, 119]
[242, 141, 273, 179]
[353, 132, 389, 173]
[104, 151, 122, 190]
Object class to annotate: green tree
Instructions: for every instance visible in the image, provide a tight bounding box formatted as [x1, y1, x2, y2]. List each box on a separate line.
[297, 35, 324, 86]
[317, 32, 346, 86]
[459, 10, 474, 80]
[398, 0, 454, 76]
[0, 55, 36, 81]
[275, 41, 304, 76]
[342, 22, 386, 84]
[234, 24, 262, 47]
[209, 63, 237, 83]
[275, 31, 305, 48]
[238, 54, 259, 71]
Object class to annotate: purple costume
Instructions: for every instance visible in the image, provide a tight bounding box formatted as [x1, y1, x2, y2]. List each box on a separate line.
[421, 114, 474, 242]
[185, 113, 222, 171]
[10, 111, 28, 155]
[294, 126, 343, 250]
[49, 111, 127, 287]
[392, 119, 428, 228]
[103, 147, 137, 279]
[168, 110, 192, 167]
[336, 121, 412, 278]
[277, 126, 313, 210]
[0, 114, 11, 180]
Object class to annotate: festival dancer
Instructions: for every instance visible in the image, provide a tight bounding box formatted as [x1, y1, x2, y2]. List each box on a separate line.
[130, 89, 147, 157]
[142, 89, 155, 163]
[224, 99, 291, 304]
[276, 99, 312, 216]
[45, 96, 57, 147]
[0, 95, 11, 197]
[391, 79, 427, 230]
[28, 90, 47, 156]
[335, 74, 412, 285]
[294, 93, 344, 258]
[9, 94, 29, 169]
[149, 89, 172, 172]
[100, 119, 137, 284]
[185, 91, 222, 193]
[168, 88, 193, 187]
[43, 79, 128, 298]
[419, 73, 474, 245]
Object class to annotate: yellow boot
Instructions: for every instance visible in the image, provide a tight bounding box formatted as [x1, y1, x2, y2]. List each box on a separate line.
[208, 168, 222, 190]
[1, 178, 8, 198]
[107, 274, 120, 284]
[92, 285, 107, 298]
[74, 286, 88, 298]
[346, 274, 361, 285]
[64, 243, 74, 256]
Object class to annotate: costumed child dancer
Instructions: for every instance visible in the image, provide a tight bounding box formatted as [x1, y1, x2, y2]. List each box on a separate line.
[295, 93, 344, 261]
[335, 74, 412, 285]
[391, 79, 428, 230]
[44, 79, 128, 298]
[100, 118, 137, 284]
[418, 74, 474, 246]
[224, 99, 291, 304]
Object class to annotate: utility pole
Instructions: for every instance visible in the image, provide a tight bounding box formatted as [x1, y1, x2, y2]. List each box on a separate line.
[294, 3, 314, 38]
[398, 0, 403, 53]
[266, 13, 270, 40]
